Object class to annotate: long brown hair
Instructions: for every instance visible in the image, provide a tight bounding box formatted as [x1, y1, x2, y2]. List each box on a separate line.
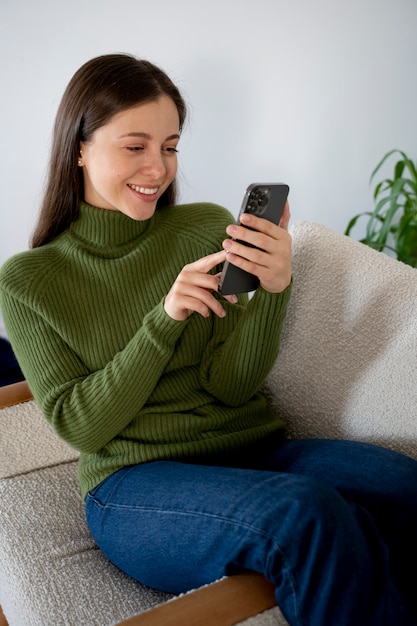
[31, 54, 187, 248]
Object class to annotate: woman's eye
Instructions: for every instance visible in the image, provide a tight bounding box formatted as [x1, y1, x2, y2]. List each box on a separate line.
[125, 145, 178, 154]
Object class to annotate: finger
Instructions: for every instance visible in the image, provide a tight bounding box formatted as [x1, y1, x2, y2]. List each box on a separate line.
[238, 212, 282, 237]
[170, 273, 228, 316]
[214, 272, 238, 304]
[223, 293, 238, 304]
[188, 249, 227, 273]
[223, 239, 269, 270]
[181, 269, 223, 292]
[225, 229, 291, 267]
[184, 287, 227, 318]
[183, 294, 226, 319]
[165, 284, 226, 320]
[278, 201, 291, 231]
[224, 225, 278, 255]
[239, 206, 291, 235]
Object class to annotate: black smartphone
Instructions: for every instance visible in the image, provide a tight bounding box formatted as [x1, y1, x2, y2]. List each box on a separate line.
[218, 182, 289, 295]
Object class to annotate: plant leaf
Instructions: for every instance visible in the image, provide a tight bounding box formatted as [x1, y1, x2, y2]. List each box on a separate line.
[344, 212, 373, 236]
[370, 149, 400, 182]
[347, 149, 417, 267]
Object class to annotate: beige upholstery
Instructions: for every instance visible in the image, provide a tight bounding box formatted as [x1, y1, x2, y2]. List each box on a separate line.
[266, 221, 417, 461]
[0, 396, 78, 479]
[1, 220, 416, 625]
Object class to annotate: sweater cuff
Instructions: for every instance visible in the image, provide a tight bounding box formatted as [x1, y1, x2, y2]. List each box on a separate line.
[250, 279, 292, 314]
[143, 299, 190, 347]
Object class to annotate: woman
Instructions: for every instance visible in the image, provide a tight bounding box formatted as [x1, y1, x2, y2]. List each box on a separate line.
[0, 53, 416, 626]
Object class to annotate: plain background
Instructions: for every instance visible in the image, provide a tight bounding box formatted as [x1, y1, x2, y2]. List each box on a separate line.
[1, 0, 416, 269]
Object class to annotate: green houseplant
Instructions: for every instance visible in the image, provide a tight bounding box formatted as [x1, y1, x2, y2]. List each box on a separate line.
[345, 149, 417, 267]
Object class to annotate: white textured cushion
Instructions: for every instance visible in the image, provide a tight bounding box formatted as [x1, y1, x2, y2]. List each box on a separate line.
[0, 399, 79, 479]
[266, 221, 417, 460]
[0, 462, 173, 626]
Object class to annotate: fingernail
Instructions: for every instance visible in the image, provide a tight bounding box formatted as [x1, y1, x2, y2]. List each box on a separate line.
[223, 239, 232, 249]
[226, 225, 237, 236]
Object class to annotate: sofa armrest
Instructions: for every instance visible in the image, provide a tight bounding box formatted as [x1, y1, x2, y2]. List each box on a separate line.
[117, 572, 277, 626]
[0, 381, 33, 409]
[0, 605, 8, 626]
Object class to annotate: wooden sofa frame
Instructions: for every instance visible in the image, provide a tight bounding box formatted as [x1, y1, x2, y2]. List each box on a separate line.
[0, 381, 277, 626]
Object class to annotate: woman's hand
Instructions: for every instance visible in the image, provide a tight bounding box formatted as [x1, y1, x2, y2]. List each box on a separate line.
[222, 202, 292, 294]
[164, 250, 237, 321]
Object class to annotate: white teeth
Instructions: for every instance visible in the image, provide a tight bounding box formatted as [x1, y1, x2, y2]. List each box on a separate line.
[128, 184, 158, 195]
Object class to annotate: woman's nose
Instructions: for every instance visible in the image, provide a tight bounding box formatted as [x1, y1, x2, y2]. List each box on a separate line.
[142, 150, 166, 179]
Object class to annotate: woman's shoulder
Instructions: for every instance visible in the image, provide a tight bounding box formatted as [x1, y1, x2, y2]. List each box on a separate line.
[0, 244, 61, 298]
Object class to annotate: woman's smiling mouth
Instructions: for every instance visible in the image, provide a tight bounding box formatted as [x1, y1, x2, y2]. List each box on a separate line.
[127, 184, 159, 195]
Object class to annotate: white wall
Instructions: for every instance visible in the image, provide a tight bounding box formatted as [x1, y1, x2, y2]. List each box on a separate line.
[1, 0, 416, 269]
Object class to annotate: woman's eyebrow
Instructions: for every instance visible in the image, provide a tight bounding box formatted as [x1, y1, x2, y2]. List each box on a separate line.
[118, 132, 180, 141]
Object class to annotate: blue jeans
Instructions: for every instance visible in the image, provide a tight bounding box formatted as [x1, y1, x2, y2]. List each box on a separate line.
[85, 438, 417, 625]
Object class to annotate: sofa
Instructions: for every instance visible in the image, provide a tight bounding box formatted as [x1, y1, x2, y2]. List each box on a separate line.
[1, 220, 416, 626]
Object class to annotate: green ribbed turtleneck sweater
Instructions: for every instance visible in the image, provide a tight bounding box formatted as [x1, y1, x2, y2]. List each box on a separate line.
[0, 202, 291, 498]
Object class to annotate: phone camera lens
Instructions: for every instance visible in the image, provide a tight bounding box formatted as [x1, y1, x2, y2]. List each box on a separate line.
[257, 194, 268, 207]
[249, 187, 270, 214]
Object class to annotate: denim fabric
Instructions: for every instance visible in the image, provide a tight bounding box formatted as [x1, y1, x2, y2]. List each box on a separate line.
[86, 438, 417, 626]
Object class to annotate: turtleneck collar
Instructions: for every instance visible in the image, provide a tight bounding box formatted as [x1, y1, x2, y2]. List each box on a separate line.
[69, 202, 154, 250]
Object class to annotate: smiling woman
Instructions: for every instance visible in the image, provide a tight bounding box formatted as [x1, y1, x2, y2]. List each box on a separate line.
[0, 53, 416, 626]
[79, 97, 181, 220]
[29, 54, 187, 248]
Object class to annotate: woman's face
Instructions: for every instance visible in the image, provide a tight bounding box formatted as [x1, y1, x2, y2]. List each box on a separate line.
[79, 95, 180, 220]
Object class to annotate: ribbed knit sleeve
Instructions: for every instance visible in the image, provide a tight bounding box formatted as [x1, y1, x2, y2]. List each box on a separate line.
[199, 285, 291, 406]
[0, 284, 188, 453]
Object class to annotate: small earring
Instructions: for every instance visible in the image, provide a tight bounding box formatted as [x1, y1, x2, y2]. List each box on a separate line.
[78, 159, 83, 166]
